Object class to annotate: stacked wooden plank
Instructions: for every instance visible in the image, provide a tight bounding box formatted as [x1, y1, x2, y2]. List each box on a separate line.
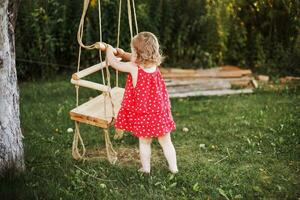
[161, 65, 256, 98]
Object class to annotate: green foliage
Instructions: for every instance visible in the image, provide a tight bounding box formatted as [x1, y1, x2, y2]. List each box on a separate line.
[1, 77, 299, 199]
[15, 0, 300, 80]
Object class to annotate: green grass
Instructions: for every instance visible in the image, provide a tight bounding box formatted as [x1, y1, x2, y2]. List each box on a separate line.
[1, 77, 300, 200]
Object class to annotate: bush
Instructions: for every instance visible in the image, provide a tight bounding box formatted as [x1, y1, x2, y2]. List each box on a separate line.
[15, 0, 300, 80]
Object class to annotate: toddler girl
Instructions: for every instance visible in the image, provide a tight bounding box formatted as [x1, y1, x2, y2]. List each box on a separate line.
[106, 32, 178, 174]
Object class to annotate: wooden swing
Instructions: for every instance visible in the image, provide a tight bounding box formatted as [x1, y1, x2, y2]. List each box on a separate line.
[70, 0, 138, 163]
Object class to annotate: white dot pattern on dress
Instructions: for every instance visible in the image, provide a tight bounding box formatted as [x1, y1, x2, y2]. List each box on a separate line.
[115, 65, 176, 138]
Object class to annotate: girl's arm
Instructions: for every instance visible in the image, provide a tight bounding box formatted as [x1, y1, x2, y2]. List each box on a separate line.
[115, 48, 132, 61]
[106, 45, 135, 74]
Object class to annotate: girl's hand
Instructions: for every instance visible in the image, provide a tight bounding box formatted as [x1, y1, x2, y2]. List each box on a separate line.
[115, 48, 125, 58]
[106, 45, 116, 61]
[106, 44, 115, 55]
[106, 44, 134, 74]
[115, 48, 132, 61]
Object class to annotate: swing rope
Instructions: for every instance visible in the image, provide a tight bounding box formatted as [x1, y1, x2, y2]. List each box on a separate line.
[72, 0, 138, 163]
[131, 0, 138, 34]
[127, 0, 133, 38]
[127, 0, 138, 38]
[98, 0, 118, 164]
[115, 0, 122, 87]
[98, 0, 106, 86]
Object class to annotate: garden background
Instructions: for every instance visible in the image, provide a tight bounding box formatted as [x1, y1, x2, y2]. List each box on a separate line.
[1, 0, 299, 199]
[16, 0, 299, 79]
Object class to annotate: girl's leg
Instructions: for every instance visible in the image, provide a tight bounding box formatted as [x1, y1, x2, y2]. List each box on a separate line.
[139, 137, 152, 173]
[158, 133, 178, 173]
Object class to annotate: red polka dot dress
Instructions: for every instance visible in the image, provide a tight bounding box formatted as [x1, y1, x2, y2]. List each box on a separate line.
[115, 65, 176, 138]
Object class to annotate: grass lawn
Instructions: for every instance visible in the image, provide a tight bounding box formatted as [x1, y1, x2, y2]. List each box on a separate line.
[1, 76, 299, 199]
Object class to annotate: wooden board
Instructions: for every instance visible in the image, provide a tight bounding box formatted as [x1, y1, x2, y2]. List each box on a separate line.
[160, 68, 198, 74]
[72, 62, 106, 80]
[219, 65, 243, 71]
[166, 80, 231, 93]
[169, 89, 253, 98]
[165, 77, 253, 87]
[161, 67, 252, 79]
[162, 70, 252, 79]
[70, 87, 124, 128]
[71, 78, 109, 92]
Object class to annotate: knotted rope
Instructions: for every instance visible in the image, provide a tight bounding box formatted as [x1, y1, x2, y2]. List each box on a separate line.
[72, 0, 138, 163]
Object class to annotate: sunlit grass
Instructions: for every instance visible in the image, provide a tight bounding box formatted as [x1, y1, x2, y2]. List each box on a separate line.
[1, 77, 299, 199]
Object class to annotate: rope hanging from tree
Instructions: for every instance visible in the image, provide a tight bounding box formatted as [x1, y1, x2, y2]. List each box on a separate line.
[71, 0, 138, 163]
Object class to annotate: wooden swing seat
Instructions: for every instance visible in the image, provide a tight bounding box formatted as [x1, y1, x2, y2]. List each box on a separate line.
[69, 0, 138, 162]
[70, 87, 124, 128]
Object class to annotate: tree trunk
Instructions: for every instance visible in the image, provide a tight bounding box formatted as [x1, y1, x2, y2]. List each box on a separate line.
[0, 0, 24, 174]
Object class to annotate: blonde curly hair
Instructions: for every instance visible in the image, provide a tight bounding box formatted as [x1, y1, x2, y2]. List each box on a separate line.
[131, 32, 164, 67]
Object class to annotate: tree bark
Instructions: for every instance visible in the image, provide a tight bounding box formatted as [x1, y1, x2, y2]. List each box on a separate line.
[0, 0, 24, 174]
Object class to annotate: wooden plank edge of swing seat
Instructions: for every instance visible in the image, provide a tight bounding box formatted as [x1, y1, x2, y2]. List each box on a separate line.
[70, 112, 112, 128]
[69, 87, 125, 128]
[72, 61, 107, 80]
[70, 78, 110, 92]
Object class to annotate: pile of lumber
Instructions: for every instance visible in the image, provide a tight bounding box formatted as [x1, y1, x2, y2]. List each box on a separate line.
[161, 65, 256, 98]
[280, 76, 300, 84]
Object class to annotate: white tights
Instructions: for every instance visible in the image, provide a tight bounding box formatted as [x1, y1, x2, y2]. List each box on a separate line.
[139, 133, 178, 173]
